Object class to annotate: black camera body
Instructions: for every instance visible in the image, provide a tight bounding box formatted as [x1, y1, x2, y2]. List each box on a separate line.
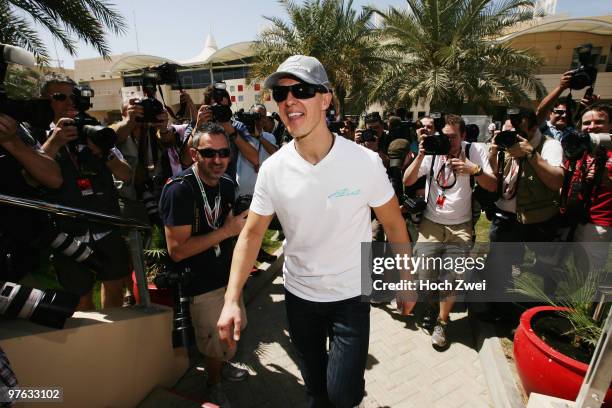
[569, 44, 598, 91]
[423, 133, 450, 155]
[234, 194, 253, 215]
[140, 63, 180, 94]
[389, 121, 416, 141]
[495, 130, 520, 150]
[211, 104, 233, 123]
[235, 110, 260, 134]
[361, 128, 377, 142]
[562, 130, 592, 161]
[153, 264, 195, 348]
[69, 86, 118, 174]
[328, 121, 343, 134]
[135, 97, 164, 123]
[403, 196, 427, 214]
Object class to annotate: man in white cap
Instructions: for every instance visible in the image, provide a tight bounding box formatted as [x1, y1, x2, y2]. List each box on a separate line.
[217, 55, 413, 407]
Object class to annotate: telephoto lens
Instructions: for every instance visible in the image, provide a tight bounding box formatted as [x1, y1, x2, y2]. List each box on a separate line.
[0, 281, 79, 329]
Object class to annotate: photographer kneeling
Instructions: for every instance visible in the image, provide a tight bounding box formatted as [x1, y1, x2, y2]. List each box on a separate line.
[38, 74, 131, 310]
[159, 123, 250, 406]
[403, 114, 496, 349]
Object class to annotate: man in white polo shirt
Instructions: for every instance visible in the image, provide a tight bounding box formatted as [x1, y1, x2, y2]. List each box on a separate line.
[217, 55, 412, 408]
[403, 114, 496, 349]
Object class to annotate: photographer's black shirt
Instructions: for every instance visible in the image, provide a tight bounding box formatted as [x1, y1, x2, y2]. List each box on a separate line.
[159, 167, 235, 296]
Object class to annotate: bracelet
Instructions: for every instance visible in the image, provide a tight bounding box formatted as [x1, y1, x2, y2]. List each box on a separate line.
[473, 165, 483, 176]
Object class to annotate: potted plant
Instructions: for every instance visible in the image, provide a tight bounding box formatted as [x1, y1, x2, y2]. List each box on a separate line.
[132, 225, 174, 307]
[512, 265, 611, 405]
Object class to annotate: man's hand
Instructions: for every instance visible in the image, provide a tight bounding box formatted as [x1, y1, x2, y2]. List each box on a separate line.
[579, 92, 600, 109]
[195, 105, 213, 129]
[221, 209, 248, 237]
[354, 129, 363, 144]
[126, 98, 144, 124]
[0, 114, 17, 142]
[218, 300, 243, 349]
[559, 70, 573, 91]
[47, 118, 78, 149]
[507, 136, 533, 159]
[449, 157, 477, 176]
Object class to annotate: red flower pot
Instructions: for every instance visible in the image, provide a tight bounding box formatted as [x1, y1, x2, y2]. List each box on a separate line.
[514, 306, 611, 406]
[131, 271, 174, 307]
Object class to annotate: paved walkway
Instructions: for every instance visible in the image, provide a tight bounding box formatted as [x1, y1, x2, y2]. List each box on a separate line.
[175, 273, 493, 408]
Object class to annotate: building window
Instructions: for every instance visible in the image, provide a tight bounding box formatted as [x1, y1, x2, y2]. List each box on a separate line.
[230, 85, 235, 92]
[238, 95, 244, 102]
[570, 46, 602, 70]
[606, 46, 612, 72]
[417, 111, 426, 118]
[238, 84, 244, 92]
[254, 83, 260, 91]
[231, 95, 236, 102]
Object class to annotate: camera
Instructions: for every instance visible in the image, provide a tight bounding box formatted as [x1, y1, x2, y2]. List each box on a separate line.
[233, 194, 253, 215]
[361, 128, 377, 143]
[137, 62, 187, 120]
[389, 121, 416, 141]
[422, 112, 451, 155]
[328, 121, 343, 134]
[422, 133, 450, 155]
[0, 281, 79, 329]
[0, 44, 54, 129]
[466, 124, 479, 143]
[568, 44, 598, 91]
[562, 131, 611, 161]
[495, 130, 520, 150]
[403, 196, 427, 214]
[68, 86, 118, 175]
[135, 97, 164, 123]
[235, 109, 260, 134]
[210, 104, 233, 123]
[153, 264, 195, 348]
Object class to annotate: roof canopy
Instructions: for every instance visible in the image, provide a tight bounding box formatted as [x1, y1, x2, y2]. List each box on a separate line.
[110, 40, 256, 73]
[497, 16, 612, 43]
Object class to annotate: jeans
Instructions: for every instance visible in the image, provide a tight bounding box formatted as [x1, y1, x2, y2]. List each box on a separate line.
[285, 289, 370, 408]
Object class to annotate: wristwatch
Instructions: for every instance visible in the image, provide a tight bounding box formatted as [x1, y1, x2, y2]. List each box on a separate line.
[527, 149, 536, 160]
[473, 165, 483, 176]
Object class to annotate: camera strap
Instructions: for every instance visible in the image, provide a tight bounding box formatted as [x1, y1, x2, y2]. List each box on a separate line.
[424, 156, 436, 204]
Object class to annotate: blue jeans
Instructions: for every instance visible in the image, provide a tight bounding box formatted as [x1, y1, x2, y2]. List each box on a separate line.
[285, 289, 370, 408]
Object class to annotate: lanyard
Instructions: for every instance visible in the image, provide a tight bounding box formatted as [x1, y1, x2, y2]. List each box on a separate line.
[192, 165, 221, 230]
[435, 156, 457, 190]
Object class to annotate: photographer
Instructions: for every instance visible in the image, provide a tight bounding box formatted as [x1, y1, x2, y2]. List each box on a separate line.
[536, 71, 576, 142]
[563, 103, 612, 276]
[355, 112, 391, 154]
[194, 83, 259, 183]
[159, 123, 249, 406]
[484, 107, 564, 313]
[0, 113, 63, 281]
[38, 74, 131, 310]
[236, 104, 278, 197]
[403, 114, 496, 349]
[110, 94, 193, 225]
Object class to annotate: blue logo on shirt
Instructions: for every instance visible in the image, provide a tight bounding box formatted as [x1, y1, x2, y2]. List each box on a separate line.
[328, 188, 361, 199]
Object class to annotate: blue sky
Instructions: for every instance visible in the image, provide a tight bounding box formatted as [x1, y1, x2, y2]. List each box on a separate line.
[33, 0, 612, 68]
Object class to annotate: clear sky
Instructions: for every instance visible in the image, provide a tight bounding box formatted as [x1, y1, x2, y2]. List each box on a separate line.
[32, 0, 612, 68]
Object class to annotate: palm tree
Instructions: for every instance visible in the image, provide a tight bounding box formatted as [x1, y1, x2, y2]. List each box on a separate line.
[0, 0, 127, 63]
[250, 0, 389, 116]
[368, 0, 547, 113]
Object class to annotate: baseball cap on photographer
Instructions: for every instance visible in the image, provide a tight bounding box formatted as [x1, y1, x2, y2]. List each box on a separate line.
[264, 55, 331, 89]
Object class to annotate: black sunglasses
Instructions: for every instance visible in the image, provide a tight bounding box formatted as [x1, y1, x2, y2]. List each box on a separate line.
[553, 109, 567, 115]
[272, 83, 328, 103]
[51, 93, 71, 101]
[197, 148, 231, 158]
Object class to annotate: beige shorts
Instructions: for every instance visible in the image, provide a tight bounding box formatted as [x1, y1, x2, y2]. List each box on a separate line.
[415, 218, 472, 283]
[189, 287, 247, 360]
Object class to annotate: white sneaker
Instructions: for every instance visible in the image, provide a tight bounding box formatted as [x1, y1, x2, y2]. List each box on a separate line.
[206, 383, 231, 408]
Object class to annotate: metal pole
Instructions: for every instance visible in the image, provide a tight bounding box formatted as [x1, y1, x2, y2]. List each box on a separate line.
[575, 308, 612, 408]
[129, 229, 151, 308]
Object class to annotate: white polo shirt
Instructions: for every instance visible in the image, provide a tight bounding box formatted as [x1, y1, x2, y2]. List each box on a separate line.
[417, 141, 492, 225]
[250, 135, 394, 302]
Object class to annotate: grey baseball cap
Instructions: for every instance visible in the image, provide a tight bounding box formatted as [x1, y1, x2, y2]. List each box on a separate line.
[264, 55, 331, 89]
